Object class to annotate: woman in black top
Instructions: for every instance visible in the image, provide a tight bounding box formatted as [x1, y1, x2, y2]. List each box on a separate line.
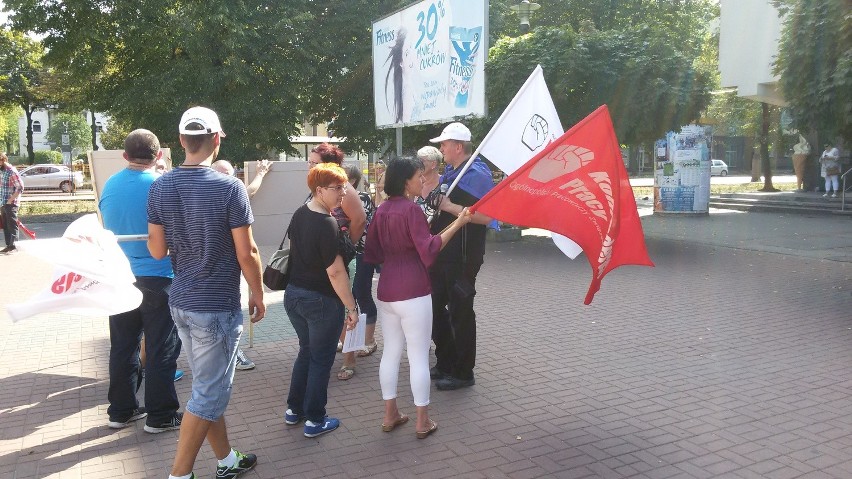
[284, 163, 359, 438]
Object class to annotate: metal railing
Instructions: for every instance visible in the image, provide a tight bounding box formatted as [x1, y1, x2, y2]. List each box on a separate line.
[841, 167, 852, 212]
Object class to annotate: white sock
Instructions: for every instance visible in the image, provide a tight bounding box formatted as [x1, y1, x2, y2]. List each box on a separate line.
[168, 474, 192, 479]
[218, 449, 237, 468]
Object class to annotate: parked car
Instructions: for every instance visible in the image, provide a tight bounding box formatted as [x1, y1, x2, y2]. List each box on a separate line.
[711, 159, 729, 176]
[19, 164, 84, 192]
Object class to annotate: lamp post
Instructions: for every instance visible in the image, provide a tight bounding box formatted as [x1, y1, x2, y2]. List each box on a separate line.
[510, 0, 541, 34]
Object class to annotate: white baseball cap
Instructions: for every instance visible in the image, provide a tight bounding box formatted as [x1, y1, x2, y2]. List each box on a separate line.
[430, 122, 471, 143]
[179, 106, 226, 137]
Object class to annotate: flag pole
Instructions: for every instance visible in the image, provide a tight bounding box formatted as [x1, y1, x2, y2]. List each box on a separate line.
[444, 65, 544, 197]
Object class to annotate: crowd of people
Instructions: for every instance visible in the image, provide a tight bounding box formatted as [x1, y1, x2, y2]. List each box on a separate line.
[83, 107, 493, 479]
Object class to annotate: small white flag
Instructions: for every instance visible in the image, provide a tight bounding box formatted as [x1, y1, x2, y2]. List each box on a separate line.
[477, 65, 582, 259]
[6, 214, 142, 322]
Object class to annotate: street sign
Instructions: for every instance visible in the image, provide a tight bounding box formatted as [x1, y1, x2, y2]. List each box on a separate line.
[61, 134, 70, 146]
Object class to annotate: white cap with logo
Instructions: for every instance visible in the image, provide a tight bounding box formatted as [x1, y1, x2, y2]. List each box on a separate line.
[430, 122, 471, 143]
[179, 106, 226, 137]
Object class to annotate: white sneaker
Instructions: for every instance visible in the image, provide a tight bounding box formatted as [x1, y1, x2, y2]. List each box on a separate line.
[831, 193, 837, 198]
[823, 193, 828, 197]
[235, 348, 256, 370]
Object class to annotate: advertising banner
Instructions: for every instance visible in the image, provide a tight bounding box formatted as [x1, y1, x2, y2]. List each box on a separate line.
[653, 126, 711, 214]
[372, 0, 488, 128]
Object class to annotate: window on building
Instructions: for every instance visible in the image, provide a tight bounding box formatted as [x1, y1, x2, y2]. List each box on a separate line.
[32, 120, 42, 133]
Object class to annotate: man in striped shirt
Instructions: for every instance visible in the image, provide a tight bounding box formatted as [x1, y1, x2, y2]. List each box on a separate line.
[147, 107, 265, 479]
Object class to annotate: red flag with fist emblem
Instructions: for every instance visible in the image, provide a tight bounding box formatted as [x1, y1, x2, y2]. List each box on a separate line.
[470, 105, 653, 304]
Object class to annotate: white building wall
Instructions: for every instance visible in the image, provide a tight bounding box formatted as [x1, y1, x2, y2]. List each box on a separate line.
[719, 0, 786, 106]
[17, 110, 110, 155]
[17, 110, 52, 154]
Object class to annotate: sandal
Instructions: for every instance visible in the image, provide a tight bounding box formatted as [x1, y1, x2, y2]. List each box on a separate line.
[337, 365, 355, 380]
[357, 341, 378, 357]
[380, 414, 409, 432]
[416, 419, 438, 439]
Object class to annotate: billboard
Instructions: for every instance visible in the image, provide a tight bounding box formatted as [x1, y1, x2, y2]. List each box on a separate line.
[372, 0, 488, 128]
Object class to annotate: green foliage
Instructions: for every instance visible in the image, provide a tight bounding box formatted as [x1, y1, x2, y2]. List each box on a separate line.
[0, 27, 49, 162]
[0, 105, 22, 154]
[46, 112, 91, 152]
[99, 117, 132, 151]
[33, 149, 61, 164]
[485, 25, 714, 145]
[774, 0, 852, 141]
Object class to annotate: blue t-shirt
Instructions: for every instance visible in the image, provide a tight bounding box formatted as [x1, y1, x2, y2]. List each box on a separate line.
[147, 167, 253, 312]
[100, 168, 173, 278]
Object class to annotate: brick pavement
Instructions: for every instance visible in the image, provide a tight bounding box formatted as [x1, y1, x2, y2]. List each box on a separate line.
[1, 210, 851, 478]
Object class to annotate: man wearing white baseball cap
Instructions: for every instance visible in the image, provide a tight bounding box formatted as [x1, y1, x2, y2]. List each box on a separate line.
[148, 106, 264, 479]
[428, 122, 494, 391]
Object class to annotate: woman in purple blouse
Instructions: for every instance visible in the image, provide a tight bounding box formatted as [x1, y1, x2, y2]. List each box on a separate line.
[364, 157, 470, 438]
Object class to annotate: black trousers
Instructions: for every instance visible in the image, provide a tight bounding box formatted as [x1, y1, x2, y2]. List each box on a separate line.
[430, 261, 481, 381]
[107, 276, 181, 423]
[1, 204, 18, 247]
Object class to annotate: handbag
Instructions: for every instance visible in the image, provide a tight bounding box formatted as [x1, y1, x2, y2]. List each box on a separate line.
[263, 226, 291, 291]
[826, 165, 840, 176]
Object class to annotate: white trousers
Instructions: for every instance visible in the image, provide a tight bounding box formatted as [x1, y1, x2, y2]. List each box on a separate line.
[377, 294, 433, 406]
[825, 175, 839, 193]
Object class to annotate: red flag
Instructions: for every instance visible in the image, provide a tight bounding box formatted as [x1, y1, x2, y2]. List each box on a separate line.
[471, 105, 653, 304]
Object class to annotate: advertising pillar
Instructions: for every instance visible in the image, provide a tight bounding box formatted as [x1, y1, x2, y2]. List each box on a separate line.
[653, 126, 711, 215]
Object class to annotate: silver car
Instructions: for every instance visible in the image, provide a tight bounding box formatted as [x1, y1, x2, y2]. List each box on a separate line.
[711, 159, 729, 176]
[19, 164, 85, 192]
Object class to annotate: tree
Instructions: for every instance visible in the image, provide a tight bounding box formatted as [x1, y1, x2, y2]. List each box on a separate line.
[0, 105, 22, 154]
[46, 112, 92, 153]
[774, 0, 852, 143]
[5, 0, 406, 162]
[485, 24, 714, 148]
[0, 28, 48, 164]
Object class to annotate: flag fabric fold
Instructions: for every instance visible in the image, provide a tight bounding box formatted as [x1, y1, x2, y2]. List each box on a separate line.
[475, 65, 582, 259]
[471, 105, 654, 304]
[6, 214, 142, 322]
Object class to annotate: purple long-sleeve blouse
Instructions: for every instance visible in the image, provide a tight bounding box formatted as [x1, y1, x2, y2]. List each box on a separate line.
[364, 197, 442, 302]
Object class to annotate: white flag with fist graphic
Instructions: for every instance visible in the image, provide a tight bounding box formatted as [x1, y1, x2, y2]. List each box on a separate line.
[6, 214, 142, 322]
[477, 65, 582, 259]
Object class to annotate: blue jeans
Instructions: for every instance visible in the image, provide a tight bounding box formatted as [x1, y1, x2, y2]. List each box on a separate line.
[170, 306, 243, 422]
[285, 285, 344, 422]
[108, 276, 181, 423]
[352, 253, 378, 325]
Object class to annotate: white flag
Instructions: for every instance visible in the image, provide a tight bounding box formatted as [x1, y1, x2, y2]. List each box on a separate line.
[6, 214, 142, 322]
[477, 65, 582, 259]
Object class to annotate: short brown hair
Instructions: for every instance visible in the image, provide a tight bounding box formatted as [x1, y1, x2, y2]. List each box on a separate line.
[181, 133, 216, 155]
[124, 129, 160, 164]
[307, 162, 347, 192]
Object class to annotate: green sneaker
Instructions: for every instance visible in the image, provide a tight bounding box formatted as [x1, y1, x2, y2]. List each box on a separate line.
[215, 450, 257, 478]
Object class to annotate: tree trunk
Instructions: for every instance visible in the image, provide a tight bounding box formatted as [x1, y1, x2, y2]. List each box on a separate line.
[758, 102, 778, 192]
[90, 110, 99, 151]
[24, 105, 35, 164]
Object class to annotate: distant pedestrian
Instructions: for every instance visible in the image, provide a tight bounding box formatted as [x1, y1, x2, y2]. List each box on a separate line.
[820, 143, 841, 198]
[0, 152, 24, 254]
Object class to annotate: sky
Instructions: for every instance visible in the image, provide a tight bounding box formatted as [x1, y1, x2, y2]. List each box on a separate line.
[0, 1, 8, 26]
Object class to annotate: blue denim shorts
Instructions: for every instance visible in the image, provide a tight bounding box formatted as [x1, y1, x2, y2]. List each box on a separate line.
[170, 307, 243, 422]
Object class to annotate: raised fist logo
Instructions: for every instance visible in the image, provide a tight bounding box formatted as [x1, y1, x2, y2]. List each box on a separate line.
[529, 145, 595, 183]
[521, 114, 550, 152]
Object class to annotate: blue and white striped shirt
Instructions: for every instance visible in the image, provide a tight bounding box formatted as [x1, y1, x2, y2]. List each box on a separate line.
[147, 167, 253, 312]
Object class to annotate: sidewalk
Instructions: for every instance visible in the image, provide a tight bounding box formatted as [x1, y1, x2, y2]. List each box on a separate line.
[1, 208, 851, 478]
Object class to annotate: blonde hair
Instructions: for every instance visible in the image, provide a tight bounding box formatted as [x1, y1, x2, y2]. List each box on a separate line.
[417, 145, 442, 164]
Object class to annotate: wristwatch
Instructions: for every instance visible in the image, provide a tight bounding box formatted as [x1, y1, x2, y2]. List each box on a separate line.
[344, 305, 358, 316]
